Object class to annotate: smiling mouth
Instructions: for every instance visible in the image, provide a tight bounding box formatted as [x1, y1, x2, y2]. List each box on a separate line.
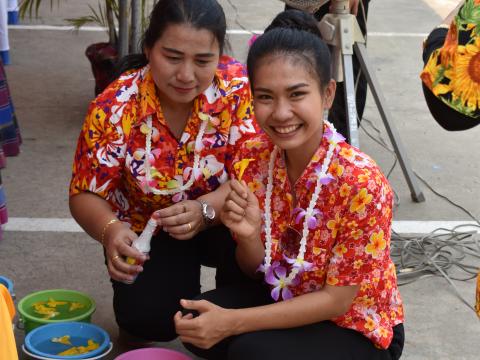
[172, 86, 195, 93]
[272, 124, 302, 134]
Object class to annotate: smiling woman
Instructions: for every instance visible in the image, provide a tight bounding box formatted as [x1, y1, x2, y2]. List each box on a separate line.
[68, 0, 259, 344]
[176, 10, 404, 360]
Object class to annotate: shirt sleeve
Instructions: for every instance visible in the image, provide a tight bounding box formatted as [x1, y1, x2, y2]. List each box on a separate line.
[69, 100, 127, 200]
[326, 167, 394, 287]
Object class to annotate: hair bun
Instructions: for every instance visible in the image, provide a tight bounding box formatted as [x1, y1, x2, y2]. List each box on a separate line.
[265, 9, 321, 37]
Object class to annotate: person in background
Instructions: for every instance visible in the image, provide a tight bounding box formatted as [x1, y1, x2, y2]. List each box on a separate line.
[175, 10, 404, 360]
[421, 0, 480, 131]
[69, 0, 258, 344]
[282, 0, 371, 138]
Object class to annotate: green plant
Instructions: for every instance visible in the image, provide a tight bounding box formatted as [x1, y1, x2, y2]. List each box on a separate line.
[19, 0, 151, 49]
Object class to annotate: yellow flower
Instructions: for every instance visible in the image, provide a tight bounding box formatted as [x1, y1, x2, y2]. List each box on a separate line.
[234, 159, 255, 180]
[351, 229, 363, 240]
[353, 259, 363, 269]
[340, 183, 351, 197]
[329, 159, 344, 177]
[312, 247, 322, 255]
[368, 217, 377, 226]
[365, 230, 386, 258]
[340, 147, 354, 160]
[347, 220, 358, 229]
[358, 173, 369, 183]
[445, 37, 480, 111]
[327, 212, 343, 238]
[333, 244, 348, 256]
[378, 327, 390, 338]
[327, 275, 339, 286]
[248, 180, 262, 193]
[364, 317, 376, 332]
[349, 188, 373, 213]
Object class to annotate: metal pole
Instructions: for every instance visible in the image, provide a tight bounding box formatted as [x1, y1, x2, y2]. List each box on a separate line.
[131, 0, 142, 54]
[118, 0, 129, 58]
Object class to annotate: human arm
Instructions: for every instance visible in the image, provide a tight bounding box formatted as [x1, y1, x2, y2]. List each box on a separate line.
[439, 0, 464, 27]
[69, 98, 145, 282]
[174, 282, 359, 349]
[220, 179, 265, 276]
[69, 192, 146, 283]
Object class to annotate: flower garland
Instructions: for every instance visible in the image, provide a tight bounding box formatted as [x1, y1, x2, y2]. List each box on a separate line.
[143, 113, 209, 195]
[261, 121, 343, 300]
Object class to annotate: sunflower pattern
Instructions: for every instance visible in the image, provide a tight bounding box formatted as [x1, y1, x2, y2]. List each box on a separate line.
[233, 127, 404, 349]
[70, 56, 259, 232]
[421, 0, 480, 120]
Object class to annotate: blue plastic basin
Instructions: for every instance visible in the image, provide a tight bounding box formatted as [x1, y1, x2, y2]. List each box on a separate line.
[25, 322, 110, 359]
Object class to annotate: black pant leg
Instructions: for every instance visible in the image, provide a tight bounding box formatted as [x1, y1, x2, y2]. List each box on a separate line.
[184, 282, 404, 360]
[111, 231, 202, 341]
[198, 225, 252, 288]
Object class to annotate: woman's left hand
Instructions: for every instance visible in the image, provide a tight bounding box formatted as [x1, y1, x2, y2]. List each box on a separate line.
[174, 299, 234, 349]
[153, 200, 204, 240]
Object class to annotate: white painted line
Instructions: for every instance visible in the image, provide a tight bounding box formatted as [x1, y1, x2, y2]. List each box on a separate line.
[392, 221, 479, 234]
[4, 217, 83, 232]
[8, 25, 428, 37]
[3, 218, 478, 234]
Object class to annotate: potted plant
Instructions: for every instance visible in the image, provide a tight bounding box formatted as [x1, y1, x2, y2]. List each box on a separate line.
[19, 0, 150, 94]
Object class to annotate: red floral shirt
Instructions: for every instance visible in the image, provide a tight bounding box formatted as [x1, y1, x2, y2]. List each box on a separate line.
[70, 56, 259, 232]
[233, 127, 404, 349]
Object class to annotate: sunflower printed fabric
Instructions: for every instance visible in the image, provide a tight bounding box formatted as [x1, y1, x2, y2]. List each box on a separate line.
[421, 0, 480, 120]
[233, 127, 404, 349]
[70, 56, 259, 232]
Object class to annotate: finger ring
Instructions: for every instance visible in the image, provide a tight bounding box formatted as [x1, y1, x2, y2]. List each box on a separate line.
[112, 255, 121, 262]
[187, 222, 192, 231]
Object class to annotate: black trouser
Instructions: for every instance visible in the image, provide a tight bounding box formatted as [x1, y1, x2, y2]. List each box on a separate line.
[185, 281, 405, 360]
[286, 1, 370, 138]
[110, 225, 248, 341]
[422, 28, 479, 131]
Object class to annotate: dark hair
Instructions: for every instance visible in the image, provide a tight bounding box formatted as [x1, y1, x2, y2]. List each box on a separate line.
[247, 10, 331, 91]
[114, 0, 226, 77]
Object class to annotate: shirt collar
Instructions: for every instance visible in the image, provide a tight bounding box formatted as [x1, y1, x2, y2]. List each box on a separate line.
[135, 65, 229, 126]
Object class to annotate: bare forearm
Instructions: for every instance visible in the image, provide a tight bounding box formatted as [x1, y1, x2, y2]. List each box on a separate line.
[235, 235, 265, 276]
[228, 285, 358, 335]
[69, 192, 118, 243]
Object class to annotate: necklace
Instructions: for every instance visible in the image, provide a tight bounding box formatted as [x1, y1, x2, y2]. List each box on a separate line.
[262, 121, 342, 292]
[143, 113, 209, 195]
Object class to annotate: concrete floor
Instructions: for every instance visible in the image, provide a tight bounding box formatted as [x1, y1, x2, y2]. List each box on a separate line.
[1, 0, 479, 359]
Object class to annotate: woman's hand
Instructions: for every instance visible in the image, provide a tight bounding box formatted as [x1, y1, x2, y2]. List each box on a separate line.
[174, 299, 235, 349]
[153, 200, 204, 240]
[220, 180, 262, 242]
[103, 222, 147, 283]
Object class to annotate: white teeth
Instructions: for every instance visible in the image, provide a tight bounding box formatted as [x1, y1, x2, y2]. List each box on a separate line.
[274, 125, 300, 134]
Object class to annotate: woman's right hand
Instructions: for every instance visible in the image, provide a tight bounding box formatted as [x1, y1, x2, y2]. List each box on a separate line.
[220, 180, 262, 243]
[103, 222, 147, 283]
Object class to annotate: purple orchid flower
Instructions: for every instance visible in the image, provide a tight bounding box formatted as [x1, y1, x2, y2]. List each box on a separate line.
[293, 207, 322, 229]
[325, 126, 346, 144]
[314, 165, 335, 185]
[283, 254, 314, 272]
[265, 265, 293, 301]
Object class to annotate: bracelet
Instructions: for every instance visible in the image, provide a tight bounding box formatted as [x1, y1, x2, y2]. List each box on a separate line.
[100, 219, 120, 245]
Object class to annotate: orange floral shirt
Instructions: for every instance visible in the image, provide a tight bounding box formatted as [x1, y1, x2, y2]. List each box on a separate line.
[70, 56, 259, 232]
[233, 127, 404, 349]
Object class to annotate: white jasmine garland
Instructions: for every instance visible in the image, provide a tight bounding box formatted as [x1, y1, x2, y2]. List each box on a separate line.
[262, 121, 341, 287]
[144, 113, 209, 195]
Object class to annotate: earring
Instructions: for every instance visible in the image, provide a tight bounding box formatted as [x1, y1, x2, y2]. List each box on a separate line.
[323, 109, 329, 121]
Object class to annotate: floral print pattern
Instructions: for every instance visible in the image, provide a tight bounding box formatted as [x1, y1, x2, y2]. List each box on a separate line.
[232, 127, 404, 349]
[421, 0, 480, 120]
[70, 56, 259, 232]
